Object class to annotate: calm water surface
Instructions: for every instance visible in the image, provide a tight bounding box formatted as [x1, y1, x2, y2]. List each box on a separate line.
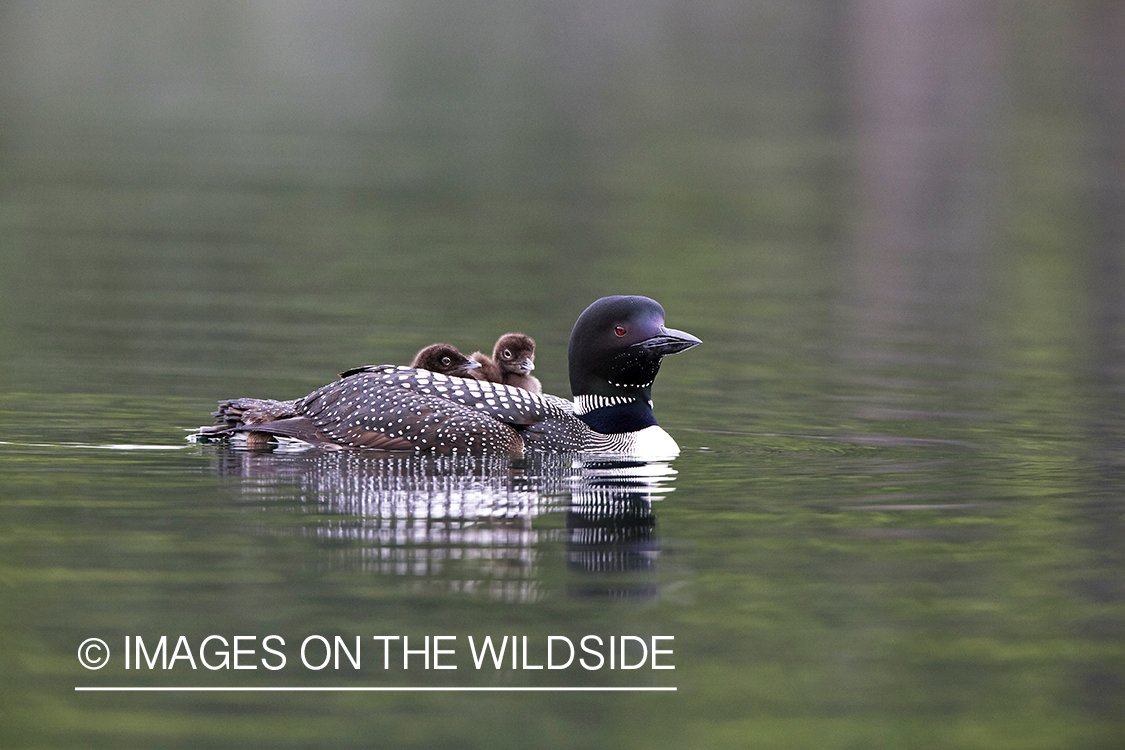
[2, 2, 1124, 749]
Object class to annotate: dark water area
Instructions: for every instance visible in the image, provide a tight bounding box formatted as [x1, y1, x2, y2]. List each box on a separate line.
[2, 2, 1124, 748]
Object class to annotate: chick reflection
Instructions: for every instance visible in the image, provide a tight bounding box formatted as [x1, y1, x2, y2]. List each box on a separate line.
[206, 448, 676, 601]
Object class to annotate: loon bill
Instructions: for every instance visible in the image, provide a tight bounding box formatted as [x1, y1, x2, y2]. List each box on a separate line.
[194, 295, 701, 457]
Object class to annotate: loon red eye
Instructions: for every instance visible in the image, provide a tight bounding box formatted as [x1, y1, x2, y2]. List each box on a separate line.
[614, 325, 626, 337]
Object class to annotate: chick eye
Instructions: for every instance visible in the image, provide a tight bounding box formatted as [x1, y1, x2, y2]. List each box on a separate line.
[502, 349, 512, 359]
[441, 356, 451, 366]
[614, 325, 627, 337]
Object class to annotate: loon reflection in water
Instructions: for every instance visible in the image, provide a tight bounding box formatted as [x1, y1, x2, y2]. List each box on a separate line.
[206, 448, 677, 602]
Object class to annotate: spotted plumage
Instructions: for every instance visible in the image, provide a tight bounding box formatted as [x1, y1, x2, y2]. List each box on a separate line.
[194, 296, 700, 457]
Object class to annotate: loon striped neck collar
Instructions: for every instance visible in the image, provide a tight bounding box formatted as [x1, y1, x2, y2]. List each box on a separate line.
[574, 394, 652, 416]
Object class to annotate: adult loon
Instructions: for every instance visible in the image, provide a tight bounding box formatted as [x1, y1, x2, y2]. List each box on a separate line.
[471, 333, 541, 393]
[195, 296, 700, 457]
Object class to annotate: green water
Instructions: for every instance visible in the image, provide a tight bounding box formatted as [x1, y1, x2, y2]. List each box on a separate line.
[2, 2, 1124, 748]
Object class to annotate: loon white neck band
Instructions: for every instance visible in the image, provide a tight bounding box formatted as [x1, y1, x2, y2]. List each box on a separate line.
[574, 394, 648, 415]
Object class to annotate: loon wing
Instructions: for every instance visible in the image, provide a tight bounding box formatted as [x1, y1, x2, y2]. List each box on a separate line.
[337, 364, 382, 379]
[298, 367, 526, 453]
[329, 366, 571, 427]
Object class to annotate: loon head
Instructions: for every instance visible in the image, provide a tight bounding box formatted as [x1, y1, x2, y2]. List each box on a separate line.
[411, 343, 482, 376]
[493, 332, 536, 375]
[568, 295, 701, 404]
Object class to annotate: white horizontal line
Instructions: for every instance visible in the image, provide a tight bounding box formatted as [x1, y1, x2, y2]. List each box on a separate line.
[76, 686, 675, 692]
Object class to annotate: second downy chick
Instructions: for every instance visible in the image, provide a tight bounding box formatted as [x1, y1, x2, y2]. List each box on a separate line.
[471, 333, 541, 394]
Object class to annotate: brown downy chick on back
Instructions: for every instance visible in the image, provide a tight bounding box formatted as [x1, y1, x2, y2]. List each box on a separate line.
[338, 344, 481, 380]
[410, 343, 484, 378]
[471, 333, 542, 394]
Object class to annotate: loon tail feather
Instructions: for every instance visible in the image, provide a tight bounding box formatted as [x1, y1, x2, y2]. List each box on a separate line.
[212, 398, 300, 426]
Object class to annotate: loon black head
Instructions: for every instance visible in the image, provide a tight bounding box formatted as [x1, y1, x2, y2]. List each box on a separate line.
[493, 332, 536, 376]
[411, 343, 482, 377]
[568, 296, 700, 431]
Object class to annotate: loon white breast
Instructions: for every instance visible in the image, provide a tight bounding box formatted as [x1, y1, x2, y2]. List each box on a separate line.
[194, 295, 700, 456]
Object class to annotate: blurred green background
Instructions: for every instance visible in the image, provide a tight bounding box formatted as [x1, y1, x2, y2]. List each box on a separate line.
[1, 1, 1123, 748]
